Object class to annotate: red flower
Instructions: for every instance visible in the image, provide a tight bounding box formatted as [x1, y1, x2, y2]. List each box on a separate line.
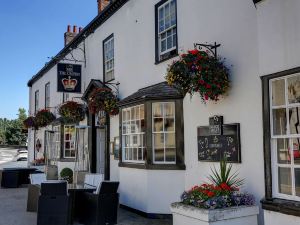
[220, 183, 231, 191]
[204, 95, 209, 100]
[188, 49, 199, 55]
[206, 84, 211, 89]
[207, 191, 215, 197]
[199, 80, 205, 85]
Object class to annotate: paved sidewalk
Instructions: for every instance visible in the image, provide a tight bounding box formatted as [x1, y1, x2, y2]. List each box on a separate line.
[0, 187, 172, 225]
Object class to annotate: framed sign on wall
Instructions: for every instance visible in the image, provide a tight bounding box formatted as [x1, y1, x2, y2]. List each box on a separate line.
[57, 63, 82, 93]
[197, 116, 241, 163]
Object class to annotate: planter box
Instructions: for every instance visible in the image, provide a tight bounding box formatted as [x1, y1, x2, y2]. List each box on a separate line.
[171, 202, 259, 225]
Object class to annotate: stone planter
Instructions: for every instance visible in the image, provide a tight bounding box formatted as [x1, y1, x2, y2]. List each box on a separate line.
[171, 202, 259, 225]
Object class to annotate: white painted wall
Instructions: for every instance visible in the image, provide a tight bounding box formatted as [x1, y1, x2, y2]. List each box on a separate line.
[257, 0, 300, 75]
[257, 0, 300, 224]
[264, 210, 300, 225]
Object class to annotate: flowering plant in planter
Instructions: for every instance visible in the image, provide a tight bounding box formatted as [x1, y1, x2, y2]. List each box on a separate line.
[23, 116, 37, 129]
[165, 49, 230, 102]
[88, 88, 119, 116]
[58, 101, 86, 123]
[35, 109, 56, 128]
[181, 160, 255, 209]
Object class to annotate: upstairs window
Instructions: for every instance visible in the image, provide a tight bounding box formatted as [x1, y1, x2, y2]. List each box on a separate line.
[103, 34, 114, 82]
[155, 0, 177, 63]
[35, 90, 39, 114]
[45, 83, 50, 109]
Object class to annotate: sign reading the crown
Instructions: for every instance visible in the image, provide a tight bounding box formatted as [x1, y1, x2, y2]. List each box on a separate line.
[57, 63, 82, 93]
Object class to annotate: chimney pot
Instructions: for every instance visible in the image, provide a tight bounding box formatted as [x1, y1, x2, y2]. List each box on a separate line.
[67, 25, 71, 32]
[79, 27, 83, 32]
[73, 25, 77, 33]
[98, 0, 110, 14]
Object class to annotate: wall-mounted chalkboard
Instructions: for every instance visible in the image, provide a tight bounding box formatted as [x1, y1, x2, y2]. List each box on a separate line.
[197, 116, 241, 163]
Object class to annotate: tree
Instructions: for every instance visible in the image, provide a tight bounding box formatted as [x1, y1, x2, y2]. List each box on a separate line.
[0, 108, 28, 146]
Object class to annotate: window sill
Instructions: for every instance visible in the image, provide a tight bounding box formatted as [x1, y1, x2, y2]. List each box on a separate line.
[119, 162, 185, 170]
[261, 198, 300, 217]
[58, 158, 76, 162]
[155, 52, 178, 65]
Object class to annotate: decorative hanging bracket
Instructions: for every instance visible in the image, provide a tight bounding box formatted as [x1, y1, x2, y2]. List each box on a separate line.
[194, 42, 221, 58]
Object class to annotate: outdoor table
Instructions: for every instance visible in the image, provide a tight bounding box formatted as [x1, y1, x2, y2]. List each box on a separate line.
[1, 167, 38, 188]
[67, 184, 96, 224]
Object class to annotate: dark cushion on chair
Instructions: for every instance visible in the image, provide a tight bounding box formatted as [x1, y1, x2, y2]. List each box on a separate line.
[99, 181, 119, 194]
[41, 181, 67, 196]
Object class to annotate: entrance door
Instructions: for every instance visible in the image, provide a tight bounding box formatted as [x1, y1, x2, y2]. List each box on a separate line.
[96, 128, 106, 175]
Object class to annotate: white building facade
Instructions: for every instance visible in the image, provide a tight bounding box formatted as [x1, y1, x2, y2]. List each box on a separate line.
[26, 0, 300, 224]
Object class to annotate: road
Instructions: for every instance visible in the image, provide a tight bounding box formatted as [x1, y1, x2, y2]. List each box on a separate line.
[0, 147, 27, 169]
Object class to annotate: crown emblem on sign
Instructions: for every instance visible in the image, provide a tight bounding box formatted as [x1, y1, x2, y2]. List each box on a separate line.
[62, 76, 77, 91]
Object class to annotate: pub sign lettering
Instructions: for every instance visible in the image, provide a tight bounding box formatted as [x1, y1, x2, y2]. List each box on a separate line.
[57, 63, 82, 93]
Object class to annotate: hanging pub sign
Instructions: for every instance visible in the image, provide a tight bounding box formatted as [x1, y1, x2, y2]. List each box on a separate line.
[197, 116, 241, 163]
[57, 63, 81, 93]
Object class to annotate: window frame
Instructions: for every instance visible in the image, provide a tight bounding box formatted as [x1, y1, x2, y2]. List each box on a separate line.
[35, 90, 39, 114]
[63, 125, 76, 159]
[155, 0, 178, 64]
[119, 99, 185, 170]
[103, 34, 115, 83]
[45, 82, 50, 109]
[269, 75, 300, 201]
[121, 104, 146, 164]
[262, 67, 300, 217]
[152, 102, 176, 164]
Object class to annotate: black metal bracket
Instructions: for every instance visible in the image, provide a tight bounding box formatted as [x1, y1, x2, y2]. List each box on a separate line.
[105, 81, 120, 97]
[194, 42, 221, 58]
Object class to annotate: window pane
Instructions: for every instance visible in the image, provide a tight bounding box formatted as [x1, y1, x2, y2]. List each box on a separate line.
[295, 168, 300, 197]
[161, 39, 166, 53]
[166, 148, 175, 162]
[133, 148, 138, 160]
[140, 105, 144, 119]
[272, 79, 285, 106]
[289, 107, 300, 135]
[153, 103, 163, 117]
[165, 133, 175, 148]
[278, 167, 292, 195]
[131, 107, 136, 120]
[164, 103, 174, 117]
[154, 118, 163, 132]
[128, 148, 132, 160]
[138, 148, 143, 161]
[292, 138, 300, 165]
[167, 36, 172, 49]
[165, 118, 175, 132]
[288, 76, 300, 104]
[155, 148, 164, 162]
[277, 139, 290, 164]
[272, 108, 287, 135]
[154, 133, 164, 149]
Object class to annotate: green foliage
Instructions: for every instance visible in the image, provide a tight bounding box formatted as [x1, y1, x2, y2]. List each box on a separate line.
[208, 159, 244, 189]
[0, 108, 28, 146]
[60, 168, 73, 183]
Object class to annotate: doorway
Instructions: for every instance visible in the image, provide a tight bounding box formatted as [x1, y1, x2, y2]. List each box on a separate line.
[96, 128, 106, 175]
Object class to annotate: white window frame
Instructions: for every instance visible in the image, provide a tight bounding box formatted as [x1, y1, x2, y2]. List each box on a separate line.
[157, 0, 177, 59]
[152, 102, 176, 164]
[270, 73, 300, 201]
[63, 125, 76, 159]
[53, 125, 61, 159]
[45, 83, 50, 109]
[104, 35, 114, 82]
[122, 104, 145, 164]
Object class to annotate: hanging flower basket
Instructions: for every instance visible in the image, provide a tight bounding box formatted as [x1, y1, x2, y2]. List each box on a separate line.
[35, 109, 56, 128]
[88, 88, 119, 116]
[58, 101, 86, 123]
[23, 116, 37, 129]
[165, 49, 230, 102]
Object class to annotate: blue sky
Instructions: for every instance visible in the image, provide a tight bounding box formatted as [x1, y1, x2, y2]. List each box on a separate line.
[0, 0, 96, 119]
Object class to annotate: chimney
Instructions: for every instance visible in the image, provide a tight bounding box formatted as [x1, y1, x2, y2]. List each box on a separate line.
[97, 0, 110, 14]
[64, 25, 79, 46]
